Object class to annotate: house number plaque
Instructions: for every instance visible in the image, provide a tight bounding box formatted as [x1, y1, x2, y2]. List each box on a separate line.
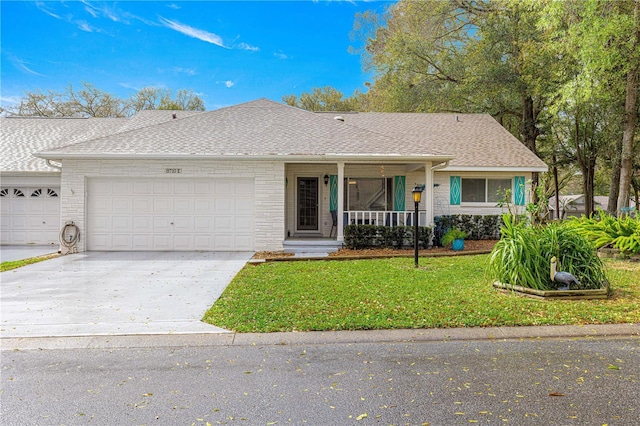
[165, 168, 182, 174]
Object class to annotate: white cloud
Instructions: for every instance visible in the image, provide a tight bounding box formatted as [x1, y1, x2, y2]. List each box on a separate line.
[274, 51, 290, 60]
[159, 17, 227, 48]
[10, 57, 46, 77]
[35, 2, 62, 19]
[236, 42, 259, 52]
[81, 0, 120, 22]
[167, 3, 181, 10]
[1, 94, 25, 112]
[118, 82, 141, 91]
[84, 5, 99, 18]
[76, 20, 94, 32]
[173, 67, 197, 76]
[216, 80, 235, 88]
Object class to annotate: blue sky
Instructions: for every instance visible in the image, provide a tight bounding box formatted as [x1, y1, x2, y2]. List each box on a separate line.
[1, 1, 392, 111]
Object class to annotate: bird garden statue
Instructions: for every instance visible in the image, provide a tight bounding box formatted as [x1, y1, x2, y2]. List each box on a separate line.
[550, 256, 581, 290]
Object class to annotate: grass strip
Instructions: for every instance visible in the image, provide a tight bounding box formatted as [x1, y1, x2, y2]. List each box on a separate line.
[1, 254, 59, 272]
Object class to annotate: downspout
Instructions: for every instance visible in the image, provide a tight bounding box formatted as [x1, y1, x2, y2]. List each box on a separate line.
[46, 159, 62, 171]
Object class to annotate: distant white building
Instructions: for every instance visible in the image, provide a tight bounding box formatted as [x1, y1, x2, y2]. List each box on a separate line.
[549, 194, 637, 219]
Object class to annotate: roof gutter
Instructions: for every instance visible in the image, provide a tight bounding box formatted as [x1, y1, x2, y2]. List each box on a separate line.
[443, 165, 549, 173]
[33, 152, 456, 164]
[46, 159, 62, 171]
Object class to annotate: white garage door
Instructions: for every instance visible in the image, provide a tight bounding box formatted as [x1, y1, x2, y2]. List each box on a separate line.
[87, 178, 254, 251]
[0, 187, 60, 245]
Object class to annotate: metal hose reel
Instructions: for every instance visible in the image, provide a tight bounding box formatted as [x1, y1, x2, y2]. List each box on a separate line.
[59, 221, 80, 254]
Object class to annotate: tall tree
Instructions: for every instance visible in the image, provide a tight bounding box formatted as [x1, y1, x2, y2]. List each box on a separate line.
[66, 83, 129, 118]
[283, 86, 365, 111]
[354, 0, 556, 197]
[618, 0, 639, 213]
[5, 82, 206, 117]
[541, 0, 639, 215]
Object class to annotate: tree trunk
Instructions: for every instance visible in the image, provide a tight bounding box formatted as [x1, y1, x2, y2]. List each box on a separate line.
[522, 95, 540, 203]
[608, 138, 622, 214]
[553, 154, 560, 220]
[617, 0, 639, 215]
[583, 161, 595, 216]
[632, 176, 640, 210]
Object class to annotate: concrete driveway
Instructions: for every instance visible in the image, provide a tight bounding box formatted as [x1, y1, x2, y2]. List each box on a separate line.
[0, 245, 58, 263]
[1, 251, 253, 338]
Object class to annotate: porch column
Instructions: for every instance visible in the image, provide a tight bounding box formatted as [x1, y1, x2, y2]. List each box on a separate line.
[424, 161, 434, 226]
[337, 162, 345, 242]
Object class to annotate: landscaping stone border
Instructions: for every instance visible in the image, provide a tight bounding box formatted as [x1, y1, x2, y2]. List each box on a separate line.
[493, 281, 610, 300]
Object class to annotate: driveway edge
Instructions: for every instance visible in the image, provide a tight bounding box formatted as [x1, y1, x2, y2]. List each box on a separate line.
[2, 323, 638, 351]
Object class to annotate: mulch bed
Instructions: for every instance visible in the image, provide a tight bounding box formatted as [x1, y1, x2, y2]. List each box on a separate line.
[253, 240, 497, 260]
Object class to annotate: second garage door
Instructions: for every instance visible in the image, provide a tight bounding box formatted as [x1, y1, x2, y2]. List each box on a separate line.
[87, 178, 254, 251]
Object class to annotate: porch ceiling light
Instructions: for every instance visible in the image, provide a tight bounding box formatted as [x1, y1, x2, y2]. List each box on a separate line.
[412, 185, 424, 203]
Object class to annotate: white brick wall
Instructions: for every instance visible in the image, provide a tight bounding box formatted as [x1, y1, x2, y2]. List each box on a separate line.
[60, 159, 285, 252]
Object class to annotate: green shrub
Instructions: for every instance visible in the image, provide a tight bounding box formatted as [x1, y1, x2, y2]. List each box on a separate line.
[441, 228, 467, 247]
[344, 225, 432, 250]
[487, 215, 607, 290]
[434, 214, 503, 242]
[566, 211, 640, 255]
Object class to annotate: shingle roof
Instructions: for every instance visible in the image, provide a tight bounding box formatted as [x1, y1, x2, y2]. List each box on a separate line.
[324, 112, 547, 170]
[35, 99, 451, 160]
[1, 110, 202, 173]
[3, 99, 547, 173]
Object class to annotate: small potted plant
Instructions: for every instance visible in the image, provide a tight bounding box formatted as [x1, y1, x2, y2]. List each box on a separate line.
[441, 228, 467, 251]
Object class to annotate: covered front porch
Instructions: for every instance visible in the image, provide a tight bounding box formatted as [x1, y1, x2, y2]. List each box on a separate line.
[284, 160, 448, 246]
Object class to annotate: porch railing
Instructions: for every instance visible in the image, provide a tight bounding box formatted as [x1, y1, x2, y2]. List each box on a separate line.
[344, 210, 427, 227]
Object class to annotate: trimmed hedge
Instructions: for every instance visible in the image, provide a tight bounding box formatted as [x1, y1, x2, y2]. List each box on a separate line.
[344, 225, 433, 250]
[434, 214, 506, 246]
[343, 214, 506, 250]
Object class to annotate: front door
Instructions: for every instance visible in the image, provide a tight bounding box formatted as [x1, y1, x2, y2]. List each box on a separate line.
[297, 177, 318, 231]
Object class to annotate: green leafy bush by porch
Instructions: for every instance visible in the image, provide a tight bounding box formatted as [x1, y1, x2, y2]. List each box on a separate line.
[434, 214, 506, 241]
[487, 215, 607, 291]
[566, 211, 640, 255]
[344, 225, 433, 250]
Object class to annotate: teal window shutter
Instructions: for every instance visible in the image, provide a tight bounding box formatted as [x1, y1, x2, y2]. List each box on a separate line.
[330, 175, 338, 211]
[393, 176, 405, 211]
[514, 176, 525, 205]
[450, 176, 461, 205]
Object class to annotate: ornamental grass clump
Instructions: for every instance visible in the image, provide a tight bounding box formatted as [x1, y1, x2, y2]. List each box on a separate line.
[487, 215, 606, 291]
[566, 210, 640, 255]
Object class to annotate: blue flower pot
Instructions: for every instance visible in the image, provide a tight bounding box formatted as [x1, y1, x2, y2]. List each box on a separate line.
[452, 239, 465, 251]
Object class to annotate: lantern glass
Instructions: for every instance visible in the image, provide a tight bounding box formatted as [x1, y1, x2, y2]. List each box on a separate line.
[412, 186, 423, 203]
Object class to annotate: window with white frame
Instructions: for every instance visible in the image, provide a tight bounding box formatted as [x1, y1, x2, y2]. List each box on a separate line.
[344, 178, 393, 210]
[461, 178, 512, 203]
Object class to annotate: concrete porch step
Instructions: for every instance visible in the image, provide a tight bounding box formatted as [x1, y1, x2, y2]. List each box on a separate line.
[283, 239, 343, 254]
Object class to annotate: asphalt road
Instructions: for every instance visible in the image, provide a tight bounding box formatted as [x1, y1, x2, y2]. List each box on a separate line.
[2, 336, 638, 425]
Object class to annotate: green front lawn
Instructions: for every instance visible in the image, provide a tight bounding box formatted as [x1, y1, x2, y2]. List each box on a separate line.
[203, 255, 640, 333]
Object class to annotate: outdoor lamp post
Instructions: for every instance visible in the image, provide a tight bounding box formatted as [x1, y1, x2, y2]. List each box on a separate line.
[412, 185, 424, 268]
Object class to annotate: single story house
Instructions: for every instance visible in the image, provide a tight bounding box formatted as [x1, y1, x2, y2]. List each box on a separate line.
[548, 195, 637, 219]
[1, 98, 547, 252]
